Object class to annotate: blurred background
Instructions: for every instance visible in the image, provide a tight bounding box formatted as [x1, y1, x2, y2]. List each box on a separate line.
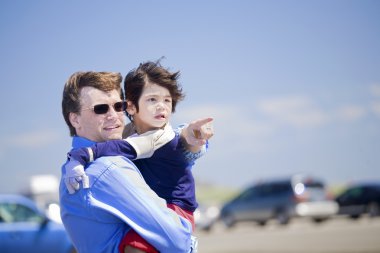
[0, 1, 380, 252]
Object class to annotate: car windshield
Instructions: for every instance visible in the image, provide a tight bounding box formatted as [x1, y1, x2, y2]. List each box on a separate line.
[0, 202, 44, 223]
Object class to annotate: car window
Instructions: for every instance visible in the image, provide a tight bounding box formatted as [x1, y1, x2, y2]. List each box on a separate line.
[362, 186, 380, 200]
[271, 182, 291, 194]
[257, 184, 278, 196]
[346, 187, 363, 198]
[237, 187, 258, 201]
[0, 203, 44, 223]
[298, 180, 327, 201]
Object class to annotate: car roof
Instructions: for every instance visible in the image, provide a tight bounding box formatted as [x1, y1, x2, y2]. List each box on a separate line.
[253, 174, 324, 186]
[349, 181, 380, 189]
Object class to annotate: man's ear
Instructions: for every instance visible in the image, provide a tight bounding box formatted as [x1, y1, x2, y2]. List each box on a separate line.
[126, 101, 136, 116]
[69, 112, 80, 128]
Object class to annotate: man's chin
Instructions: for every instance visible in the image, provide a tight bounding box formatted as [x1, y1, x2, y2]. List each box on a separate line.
[105, 133, 123, 140]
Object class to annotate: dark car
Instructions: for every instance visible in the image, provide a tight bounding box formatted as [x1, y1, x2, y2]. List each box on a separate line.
[220, 175, 338, 227]
[0, 194, 76, 253]
[335, 182, 380, 219]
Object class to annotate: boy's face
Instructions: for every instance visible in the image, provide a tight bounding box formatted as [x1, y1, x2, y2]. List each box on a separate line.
[70, 87, 125, 142]
[127, 83, 172, 134]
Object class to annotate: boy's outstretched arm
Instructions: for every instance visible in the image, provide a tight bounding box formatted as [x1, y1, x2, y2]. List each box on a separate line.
[181, 117, 214, 153]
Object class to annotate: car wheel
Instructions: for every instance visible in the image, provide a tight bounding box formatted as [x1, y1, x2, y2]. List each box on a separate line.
[276, 210, 290, 225]
[312, 217, 327, 223]
[201, 224, 212, 232]
[222, 213, 235, 228]
[257, 220, 267, 226]
[349, 214, 361, 219]
[367, 202, 379, 217]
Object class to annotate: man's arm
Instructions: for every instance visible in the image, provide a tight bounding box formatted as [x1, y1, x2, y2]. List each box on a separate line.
[90, 157, 193, 253]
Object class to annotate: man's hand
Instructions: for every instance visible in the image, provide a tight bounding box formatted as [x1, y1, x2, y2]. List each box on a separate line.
[126, 123, 175, 159]
[181, 118, 214, 152]
[190, 235, 198, 253]
[64, 159, 90, 194]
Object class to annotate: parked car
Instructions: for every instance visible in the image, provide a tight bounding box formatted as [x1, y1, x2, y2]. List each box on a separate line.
[0, 194, 76, 253]
[220, 175, 338, 227]
[335, 182, 380, 219]
[194, 203, 220, 232]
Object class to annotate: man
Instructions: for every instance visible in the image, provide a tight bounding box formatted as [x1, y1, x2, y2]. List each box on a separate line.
[60, 71, 204, 253]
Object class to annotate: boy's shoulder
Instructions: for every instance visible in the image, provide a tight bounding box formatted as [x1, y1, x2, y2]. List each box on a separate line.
[122, 122, 136, 138]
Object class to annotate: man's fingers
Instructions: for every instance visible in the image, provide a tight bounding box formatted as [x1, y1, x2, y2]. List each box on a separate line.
[69, 177, 80, 190]
[82, 175, 90, 189]
[65, 178, 76, 194]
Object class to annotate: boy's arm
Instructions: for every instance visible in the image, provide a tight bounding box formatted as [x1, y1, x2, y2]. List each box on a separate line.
[64, 125, 175, 194]
[68, 122, 175, 164]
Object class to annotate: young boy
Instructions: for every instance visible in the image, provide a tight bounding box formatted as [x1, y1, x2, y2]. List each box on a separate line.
[65, 61, 213, 253]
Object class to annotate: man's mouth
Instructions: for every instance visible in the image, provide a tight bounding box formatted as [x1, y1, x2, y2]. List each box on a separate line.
[104, 125, 120, 131]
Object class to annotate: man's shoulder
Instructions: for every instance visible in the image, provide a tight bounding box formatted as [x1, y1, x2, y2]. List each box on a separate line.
[87, 155, 138, 172]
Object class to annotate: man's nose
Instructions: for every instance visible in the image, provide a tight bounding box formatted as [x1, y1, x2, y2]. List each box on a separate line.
[106, 105, 121, 118]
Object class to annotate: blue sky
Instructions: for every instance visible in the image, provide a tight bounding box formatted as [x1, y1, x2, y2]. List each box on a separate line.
[0, 0, 379, 193]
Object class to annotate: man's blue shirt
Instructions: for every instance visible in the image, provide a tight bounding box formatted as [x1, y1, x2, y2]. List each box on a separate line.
[59, 136, 193, 253]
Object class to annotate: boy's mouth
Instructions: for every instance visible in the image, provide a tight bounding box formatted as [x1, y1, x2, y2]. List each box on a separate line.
[155, 114, 166, 120]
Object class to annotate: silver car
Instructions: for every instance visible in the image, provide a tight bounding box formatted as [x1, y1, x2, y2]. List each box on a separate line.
[220, 175, 338, 227]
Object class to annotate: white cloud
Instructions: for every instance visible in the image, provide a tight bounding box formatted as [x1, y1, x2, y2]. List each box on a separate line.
[0, 129, 62, 162]
[371, 101, 380, 117]
[256, 95, 329, 128]
[336, 105, 367, 121]
[173, 93, 375, 157]
[370, 83, 380, 97]
[174, 104, 276, 139]
[173, 104, 279, 155]
[6, 129, 61, 149]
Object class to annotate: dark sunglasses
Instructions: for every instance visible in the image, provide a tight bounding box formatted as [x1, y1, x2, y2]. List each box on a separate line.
[83, 101, 127, 115]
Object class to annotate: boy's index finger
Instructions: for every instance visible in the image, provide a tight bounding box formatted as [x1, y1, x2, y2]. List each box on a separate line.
[193, 117, 213, 128]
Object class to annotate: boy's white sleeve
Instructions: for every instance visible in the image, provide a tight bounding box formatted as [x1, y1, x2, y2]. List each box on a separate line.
[126, 123, 175, 159]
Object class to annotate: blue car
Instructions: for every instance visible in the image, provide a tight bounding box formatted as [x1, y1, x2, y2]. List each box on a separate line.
[0, 194, 76, 253]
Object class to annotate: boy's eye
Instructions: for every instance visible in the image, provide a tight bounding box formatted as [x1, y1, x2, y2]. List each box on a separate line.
[165, 98, 172, 103]
[147, 97, 156, 102]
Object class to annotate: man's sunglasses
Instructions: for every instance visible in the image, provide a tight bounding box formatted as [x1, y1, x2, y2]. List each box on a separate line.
[82, 101, 127, 115]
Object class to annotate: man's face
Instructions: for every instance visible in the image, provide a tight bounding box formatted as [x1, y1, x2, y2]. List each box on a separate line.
[127, 83, 172, 134]
[70, 87, 125, 142]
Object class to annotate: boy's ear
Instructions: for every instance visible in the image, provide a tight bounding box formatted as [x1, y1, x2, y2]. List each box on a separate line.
[126, 101, 136, 115]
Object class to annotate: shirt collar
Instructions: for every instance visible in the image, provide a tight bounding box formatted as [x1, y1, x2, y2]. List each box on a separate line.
[72, 136, 96, 149]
